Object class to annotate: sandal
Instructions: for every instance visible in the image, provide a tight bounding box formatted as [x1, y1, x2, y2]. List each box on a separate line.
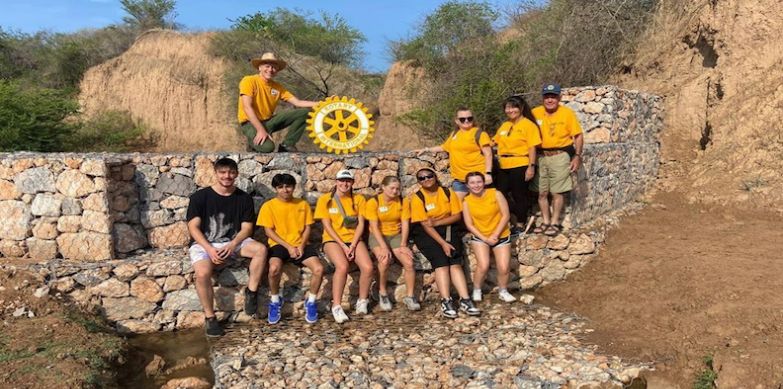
[532, 223, 549, 234]
[544, 224, 562, 236]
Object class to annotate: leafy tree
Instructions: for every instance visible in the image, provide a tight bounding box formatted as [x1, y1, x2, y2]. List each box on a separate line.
[392, 1, 499, 70]
[211, 8, 368, 100]
[0, 81, 79, 152]
[120, 0, 178, 31]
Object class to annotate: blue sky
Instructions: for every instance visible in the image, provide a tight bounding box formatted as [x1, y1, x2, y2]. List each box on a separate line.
[0, 0, 523, 72]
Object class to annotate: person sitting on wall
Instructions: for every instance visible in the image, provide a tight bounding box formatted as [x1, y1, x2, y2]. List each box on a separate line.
[461, 171, 516, 304]
[410, 168, 480, 319]
[257, 173, 324, 325]
[185, 157, 268, 337]
[531, 83, 584, 236]
[314, 169, 374, 324]
[237, 52, 318, 153]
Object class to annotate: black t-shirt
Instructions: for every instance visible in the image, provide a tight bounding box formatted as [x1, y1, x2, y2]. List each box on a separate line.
[186, 187, 255, 243]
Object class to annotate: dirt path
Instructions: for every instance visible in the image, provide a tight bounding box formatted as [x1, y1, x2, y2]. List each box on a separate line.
[538, 191, 783, 387]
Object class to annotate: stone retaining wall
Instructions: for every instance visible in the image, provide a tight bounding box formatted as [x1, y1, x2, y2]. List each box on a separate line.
[26, 227, 602, 333]
[1, 85, 661, 332]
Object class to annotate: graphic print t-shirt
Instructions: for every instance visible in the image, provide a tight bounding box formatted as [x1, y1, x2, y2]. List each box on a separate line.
[186, 187, 255, 244]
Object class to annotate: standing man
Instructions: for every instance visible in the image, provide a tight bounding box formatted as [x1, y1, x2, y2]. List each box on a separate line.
[256, 173, 324, 325]
[531, 83, 584, 236]
[238, 52, 318, 153]
[186, 157, 268, 337]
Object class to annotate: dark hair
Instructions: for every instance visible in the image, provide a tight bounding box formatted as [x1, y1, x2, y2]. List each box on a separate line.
[455, 106, 471, 115]
[505, 95, 539, 130]
[271, 173, 296, 188]
[214, 157, 238, 171]
[465, 171, 485, 182]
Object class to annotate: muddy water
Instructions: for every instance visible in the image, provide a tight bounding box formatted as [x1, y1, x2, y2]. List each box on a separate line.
[119, 329, 214, 388]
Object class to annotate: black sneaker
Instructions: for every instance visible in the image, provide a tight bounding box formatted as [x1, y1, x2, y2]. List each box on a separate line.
[205, 316, 224, 337]
[459, 298, 481, 316]
[277, 144, 297, 152]
[440, 298, 458, 319]
[244, 288, 258, 316]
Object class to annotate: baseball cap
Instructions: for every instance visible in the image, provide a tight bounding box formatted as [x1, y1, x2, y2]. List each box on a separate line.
[335, 169, 354, 180]
[542, 83, 562, 95]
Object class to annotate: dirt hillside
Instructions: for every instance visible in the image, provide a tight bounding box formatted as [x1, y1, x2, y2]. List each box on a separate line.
[615, 0, 783, 209]
[79, 30, 245, 152]
[78, 30, 428, 153]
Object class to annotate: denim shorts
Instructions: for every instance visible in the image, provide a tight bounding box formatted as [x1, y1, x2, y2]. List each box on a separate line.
[451, 180, 469, 193]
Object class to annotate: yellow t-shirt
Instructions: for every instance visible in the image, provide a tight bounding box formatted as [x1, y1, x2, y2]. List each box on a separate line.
[365, 196, 410, 236]
[410, 188, 462, 223]
[441, 127, 491, 181]
[532, 105, 583, 149]
[464, 188, 510, 239]
[493, 118, 543, 169]
[314, 193, 366, 243]
[256, 198, 313, 247]
[237, 75, 294, 123]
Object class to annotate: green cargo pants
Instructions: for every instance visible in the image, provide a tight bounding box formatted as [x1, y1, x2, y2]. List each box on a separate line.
[239, 108, 310, 153]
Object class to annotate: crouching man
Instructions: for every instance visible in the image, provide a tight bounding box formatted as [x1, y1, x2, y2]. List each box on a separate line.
[186, 157, 267, 337]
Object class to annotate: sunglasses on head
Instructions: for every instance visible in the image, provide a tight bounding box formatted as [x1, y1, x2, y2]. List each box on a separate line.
[417, 174, 436, 181]
[457, 116, 474, 123]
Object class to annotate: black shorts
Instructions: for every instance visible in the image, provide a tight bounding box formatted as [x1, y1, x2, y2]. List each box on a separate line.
[269, 244, 319, 267]
[412, 224, 464, 269]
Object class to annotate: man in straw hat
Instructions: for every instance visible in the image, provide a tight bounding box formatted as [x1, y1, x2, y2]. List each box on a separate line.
[237, 52, 318, 152]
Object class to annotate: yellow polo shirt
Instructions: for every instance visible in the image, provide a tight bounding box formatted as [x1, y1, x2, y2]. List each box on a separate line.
[314, 193, 366, 243]
[237, 75, 294, 123]
[493, 118, 542, 169]
[365, 196, 410, 236]
[532, 105, 583, 149]
[441, 127, 491, 181]
[256, 198, 313, 247]
[410, 188, 462, 223]
[464, 188, 510, 238]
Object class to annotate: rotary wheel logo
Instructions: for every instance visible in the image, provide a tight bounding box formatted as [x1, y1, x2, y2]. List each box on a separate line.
[307, 96, 375, 154]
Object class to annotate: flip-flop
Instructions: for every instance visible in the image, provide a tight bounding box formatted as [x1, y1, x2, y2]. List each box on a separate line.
[532, 223, 549, 234]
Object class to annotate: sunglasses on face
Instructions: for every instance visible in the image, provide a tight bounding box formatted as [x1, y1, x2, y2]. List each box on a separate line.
[417, 174, 435, 181]
[457, 116, 474, 123]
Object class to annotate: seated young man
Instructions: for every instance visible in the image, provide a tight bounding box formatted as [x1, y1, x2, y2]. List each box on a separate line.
[186, 157, 268, 337]
[257, 173, 324, 324]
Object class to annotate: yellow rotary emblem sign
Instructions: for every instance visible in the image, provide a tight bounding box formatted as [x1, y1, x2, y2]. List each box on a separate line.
[307, 96, 375, 154]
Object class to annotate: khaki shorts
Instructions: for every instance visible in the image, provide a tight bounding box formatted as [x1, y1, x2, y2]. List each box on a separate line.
[531, 152, 573, 194]
[368, 233, 403, 250]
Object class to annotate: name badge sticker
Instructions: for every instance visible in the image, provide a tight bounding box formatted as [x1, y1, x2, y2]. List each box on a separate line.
[328, 208, 339, 214]
[379, 206, 389, 213]
[425, 204, 436, 211]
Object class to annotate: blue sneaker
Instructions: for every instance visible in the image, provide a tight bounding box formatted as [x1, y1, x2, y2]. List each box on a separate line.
[268, 301, 282, 324]
[304, 300, 318, 324]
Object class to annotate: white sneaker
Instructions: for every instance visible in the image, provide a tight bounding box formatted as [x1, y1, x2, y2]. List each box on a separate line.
[498, 289, 516, 303]
[472, 289, 483, 302]
[331, 305, 349, 324]
[355, 299, 369, 315]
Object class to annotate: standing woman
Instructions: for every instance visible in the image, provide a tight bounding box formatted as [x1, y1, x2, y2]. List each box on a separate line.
[314, 169, 373, 323]
[493, 96, 541, 233]
[410, 168, 481, 318]
[462, 172, 516, 303]
[366, 176, 421, 311]
[423, 107, 493, 200]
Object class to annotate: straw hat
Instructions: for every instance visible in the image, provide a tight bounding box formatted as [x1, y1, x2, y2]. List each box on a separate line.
[250, 52, 287, 71]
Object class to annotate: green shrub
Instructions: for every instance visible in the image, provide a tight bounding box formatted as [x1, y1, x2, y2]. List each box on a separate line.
[209, 8, 371, 103]
[391, 0, 658, 138]
[68, 110, 156, 152]
[0, 80, 79, 152]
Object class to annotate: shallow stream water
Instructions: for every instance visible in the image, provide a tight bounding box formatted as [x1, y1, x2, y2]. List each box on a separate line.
[119, 329, 214, 388]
